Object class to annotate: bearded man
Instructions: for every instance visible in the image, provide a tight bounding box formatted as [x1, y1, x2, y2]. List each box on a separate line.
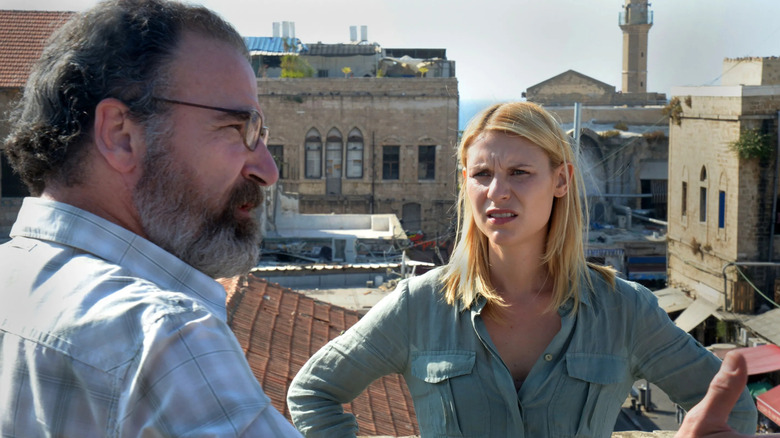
[0, 0, 300, 435]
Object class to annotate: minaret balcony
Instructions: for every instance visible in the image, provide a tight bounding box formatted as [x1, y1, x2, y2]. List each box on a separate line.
[619, 10, 653, 26]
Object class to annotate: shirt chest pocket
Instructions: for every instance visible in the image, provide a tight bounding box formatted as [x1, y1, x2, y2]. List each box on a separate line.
[550, 353, 629, 438]
[411, 351, 488, 437]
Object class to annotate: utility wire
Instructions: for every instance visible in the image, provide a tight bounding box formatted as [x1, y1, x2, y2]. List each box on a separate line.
[734, 266, 780, 309]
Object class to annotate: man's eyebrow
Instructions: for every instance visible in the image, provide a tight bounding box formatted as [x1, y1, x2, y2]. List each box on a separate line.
[212, 109, 252, 122]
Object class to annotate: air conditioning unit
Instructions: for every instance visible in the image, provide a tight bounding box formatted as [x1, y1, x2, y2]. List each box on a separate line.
[749, 337, 766, 348]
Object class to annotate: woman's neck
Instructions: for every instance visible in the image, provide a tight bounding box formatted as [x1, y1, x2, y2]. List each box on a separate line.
[488, 244, 550, 301]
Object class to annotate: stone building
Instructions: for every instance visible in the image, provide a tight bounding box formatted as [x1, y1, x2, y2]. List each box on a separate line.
[258, 75, 459, 243]
[667, 56, 780, 319]
[619, 0, 653, 94]
[524, 0, 665, 107]
[0, 10, 74, 240]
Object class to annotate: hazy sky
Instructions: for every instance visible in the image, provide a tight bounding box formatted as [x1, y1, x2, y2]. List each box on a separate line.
[7, 0, 780, 103]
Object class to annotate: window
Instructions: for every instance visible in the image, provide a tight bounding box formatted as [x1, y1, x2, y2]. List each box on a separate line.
[718, 190, 726, 229]
[418, 145, 436, 180]
[1, 152, 29, 197]
[325, 128, 343, 179]
[681, 182, 687, 217]
[317, 69, 329, 78]
[700, 187, 707, 222]
[305, 129, 322, 178]
[383, 146, 400, 180]
[346, 128, 364, 178]
[268, 145, 284, 179]
[775, 197, 780, 234]
[700, 166, 708, 222]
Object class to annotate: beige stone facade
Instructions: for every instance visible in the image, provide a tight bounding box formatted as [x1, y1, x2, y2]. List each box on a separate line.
[667, 74, 780, 311]
[257, 77, 459, 241]
[722, 56, 780, 87]
[524, 69, 666, 107]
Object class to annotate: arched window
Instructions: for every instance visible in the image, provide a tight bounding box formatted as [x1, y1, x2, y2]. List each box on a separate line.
[346, 128, 364, 178]
[305, 129, 322, 178]
[325, 128, 343, 180]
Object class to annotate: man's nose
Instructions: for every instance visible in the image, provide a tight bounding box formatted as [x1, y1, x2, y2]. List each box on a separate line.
[243, 139, 279, 186]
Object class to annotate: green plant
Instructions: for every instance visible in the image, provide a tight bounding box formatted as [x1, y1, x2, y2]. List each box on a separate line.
[691, 237, 702, 257]
[284, 95, 304, 104]
[614, 121, 629, 131]
[341, 66, 352, 78]
[684, 96, 692, 108]
[729, 129, 773, 160]
[663, 97, 683, 126]
[599, 130, 621, 139]
[642, 130, 668, 142]
[281, 55, 314, 78]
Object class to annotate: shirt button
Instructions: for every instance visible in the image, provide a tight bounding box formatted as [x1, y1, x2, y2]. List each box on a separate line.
[544, 353, 553, 361]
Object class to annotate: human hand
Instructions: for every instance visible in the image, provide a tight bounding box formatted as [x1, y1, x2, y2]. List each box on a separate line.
[675, 350, 778, 438]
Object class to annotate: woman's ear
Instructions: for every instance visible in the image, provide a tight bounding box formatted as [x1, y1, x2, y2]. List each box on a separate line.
[93, 98, 145, 174]
[554, 162, 574, 198]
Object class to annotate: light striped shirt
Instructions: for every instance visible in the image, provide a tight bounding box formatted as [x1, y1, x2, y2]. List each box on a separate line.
[0, 197, 301, 437]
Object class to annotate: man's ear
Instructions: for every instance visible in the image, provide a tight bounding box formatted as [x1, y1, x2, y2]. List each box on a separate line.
[93, 98, 145, 174]
[554, 162, 574, 198]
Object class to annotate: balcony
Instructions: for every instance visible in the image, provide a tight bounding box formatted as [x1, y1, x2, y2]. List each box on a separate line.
[619, 10, 653, 26]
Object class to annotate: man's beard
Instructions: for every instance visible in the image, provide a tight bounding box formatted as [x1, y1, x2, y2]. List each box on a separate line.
[133, 136, 264, 279]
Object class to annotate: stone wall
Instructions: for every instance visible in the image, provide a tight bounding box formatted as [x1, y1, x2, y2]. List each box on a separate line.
[667, 86, 780, 309]
[257, 77, 459, 240]
[722, 56, 780, 86]
[547, 105, 667, 125]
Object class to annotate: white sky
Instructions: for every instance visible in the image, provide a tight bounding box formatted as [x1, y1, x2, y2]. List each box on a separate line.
[7, 0, 780, 104]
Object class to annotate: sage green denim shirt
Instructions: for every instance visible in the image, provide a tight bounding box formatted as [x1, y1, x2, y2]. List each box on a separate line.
[288, 267, 757, 437]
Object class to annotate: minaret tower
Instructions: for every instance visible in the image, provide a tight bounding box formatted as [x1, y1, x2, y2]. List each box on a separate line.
[619, 0, 653, 94]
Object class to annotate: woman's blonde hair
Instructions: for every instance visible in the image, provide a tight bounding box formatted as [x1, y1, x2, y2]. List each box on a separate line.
[440, 101, 615, 312]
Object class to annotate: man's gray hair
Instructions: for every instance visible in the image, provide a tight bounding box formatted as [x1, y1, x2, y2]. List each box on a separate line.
[2, 0, 247, 195]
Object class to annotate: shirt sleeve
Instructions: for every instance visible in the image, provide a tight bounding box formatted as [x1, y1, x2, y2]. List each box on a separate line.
[627, 283, 757, 434]
[287, 281, 411, 438]
[118, 306, 302, 437]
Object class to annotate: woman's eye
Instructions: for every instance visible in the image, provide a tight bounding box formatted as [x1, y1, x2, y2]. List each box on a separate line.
[512, 169, 528, 175]
[473, 170, 490, 177]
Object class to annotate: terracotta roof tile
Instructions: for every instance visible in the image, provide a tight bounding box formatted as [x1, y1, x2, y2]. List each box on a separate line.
[222, 272, 419, 436]
[0, 10, 74, 88]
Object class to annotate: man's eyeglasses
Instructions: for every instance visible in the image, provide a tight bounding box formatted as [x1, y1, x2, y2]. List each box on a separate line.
[153, 97, 269, 151]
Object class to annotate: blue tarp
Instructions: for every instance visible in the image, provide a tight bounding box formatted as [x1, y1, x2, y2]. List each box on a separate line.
[243, 36, 308, 55]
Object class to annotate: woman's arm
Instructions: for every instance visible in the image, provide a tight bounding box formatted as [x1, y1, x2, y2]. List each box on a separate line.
[628, 283, 757, 433]
[287, 283, 411, 437]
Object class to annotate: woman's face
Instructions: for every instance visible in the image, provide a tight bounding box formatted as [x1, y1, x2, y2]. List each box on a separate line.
[464, 131, 569, 252]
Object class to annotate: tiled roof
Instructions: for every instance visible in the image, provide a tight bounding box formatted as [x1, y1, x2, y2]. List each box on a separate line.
[222, 271, 420, 436]
[0, 10, 74, 88]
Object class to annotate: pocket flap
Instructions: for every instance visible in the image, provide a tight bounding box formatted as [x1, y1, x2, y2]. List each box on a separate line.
[411, 351, 476, 383]
[565, 353, 627, 385]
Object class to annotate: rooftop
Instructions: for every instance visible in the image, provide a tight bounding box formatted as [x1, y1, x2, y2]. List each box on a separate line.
[221, 272, 419, 436]
[0, 10, 73, 88]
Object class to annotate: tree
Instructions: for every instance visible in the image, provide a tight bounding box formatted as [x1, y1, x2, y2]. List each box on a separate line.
[281, 55, 314, 78]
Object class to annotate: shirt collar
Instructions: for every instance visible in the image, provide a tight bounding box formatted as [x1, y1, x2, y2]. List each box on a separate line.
[11, 197, 229, 320]
[464, 273, 595, 316]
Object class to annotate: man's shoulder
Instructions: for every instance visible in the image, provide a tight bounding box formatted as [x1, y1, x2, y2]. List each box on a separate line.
[0, 238, 220, 368]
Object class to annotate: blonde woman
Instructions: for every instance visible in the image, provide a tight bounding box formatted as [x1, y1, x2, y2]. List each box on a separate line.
[288, 102, 756, 437]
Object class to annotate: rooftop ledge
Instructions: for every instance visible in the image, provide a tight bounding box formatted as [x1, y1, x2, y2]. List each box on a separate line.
[360, 434, 676, 438]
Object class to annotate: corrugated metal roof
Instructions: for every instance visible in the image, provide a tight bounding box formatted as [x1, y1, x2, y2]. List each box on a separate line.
[243, 36, 308, 55]
[305, 43, 380, 57]
[746, 308, 780, 346]
[0, 10, 74, 88]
